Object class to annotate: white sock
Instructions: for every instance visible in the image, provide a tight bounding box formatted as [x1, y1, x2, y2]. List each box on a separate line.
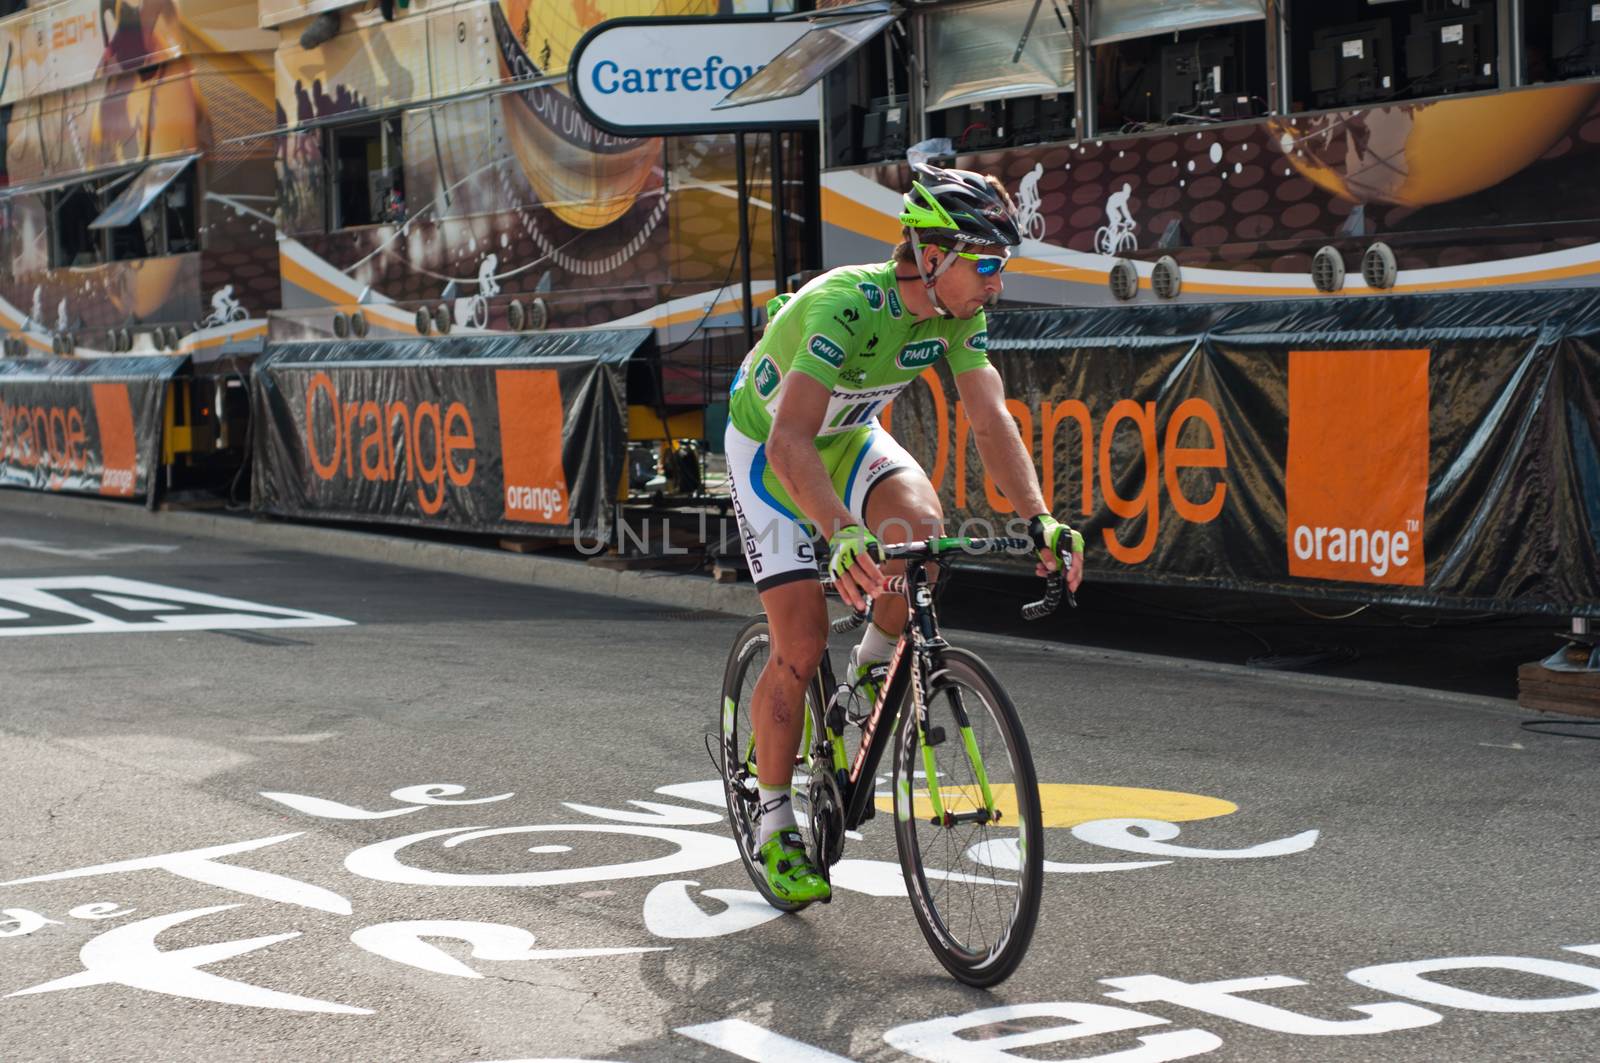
[854, 621, 897, 670]
[757, 786, 794, 848]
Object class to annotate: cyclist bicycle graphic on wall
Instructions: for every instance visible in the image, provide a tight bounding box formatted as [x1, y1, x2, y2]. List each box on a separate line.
[1096, 182, 1139, 254]
[718, 163, 1085, 984]
[1014, 162, 1046, 241]
[197, 285, 247, 329]
[449, 254, 500, 329]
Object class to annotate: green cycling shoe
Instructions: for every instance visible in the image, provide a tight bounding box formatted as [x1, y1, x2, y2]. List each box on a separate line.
[759, 828, 832, 904]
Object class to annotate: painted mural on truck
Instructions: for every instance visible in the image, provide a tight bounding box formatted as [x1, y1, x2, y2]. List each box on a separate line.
[268, 0, 800, 407]
[0, 0, 278, 358]
[824, 80, 1600, 305]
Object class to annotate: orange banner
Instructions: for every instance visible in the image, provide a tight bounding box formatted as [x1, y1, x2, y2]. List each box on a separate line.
[1286, 349, 1429, 586]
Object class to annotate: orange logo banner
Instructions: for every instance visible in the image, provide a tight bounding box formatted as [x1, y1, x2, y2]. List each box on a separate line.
[90, 383, 138, 498]
[495, 369, 570, 525]
[1286, 349, 1428, 586]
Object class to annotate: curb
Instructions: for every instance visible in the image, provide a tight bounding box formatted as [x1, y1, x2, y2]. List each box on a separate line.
[0, 488, 1526, 715]
[0, 488, 766, 617]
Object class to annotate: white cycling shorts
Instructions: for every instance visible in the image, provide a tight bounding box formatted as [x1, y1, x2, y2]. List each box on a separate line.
[724, 420, 919, 591]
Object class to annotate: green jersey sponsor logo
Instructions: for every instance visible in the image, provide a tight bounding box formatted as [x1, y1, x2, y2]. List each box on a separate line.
[965, 330, 988, 352]
[753, 355, 781, 397]
[839, 367, 867, 384]
[856, 282, 884, 310]
[807, 333, 847, 368]
[896, 337, 948, 370]
[886, 289, 904, 318]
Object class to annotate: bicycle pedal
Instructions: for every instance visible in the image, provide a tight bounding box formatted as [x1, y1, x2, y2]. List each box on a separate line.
[924, 726, 946, 746]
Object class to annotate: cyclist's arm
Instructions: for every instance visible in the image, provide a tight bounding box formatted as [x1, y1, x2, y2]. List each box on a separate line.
[954, 364, 1084, 588]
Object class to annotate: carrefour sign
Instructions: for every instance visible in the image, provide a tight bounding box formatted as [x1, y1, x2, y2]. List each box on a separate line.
[570, 16, 820, 135]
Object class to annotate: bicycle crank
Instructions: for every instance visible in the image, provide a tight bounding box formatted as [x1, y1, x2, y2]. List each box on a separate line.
[806, 768, 847, 871]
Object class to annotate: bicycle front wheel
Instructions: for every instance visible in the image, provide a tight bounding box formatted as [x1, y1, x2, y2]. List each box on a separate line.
[892, 648, 1044, 986]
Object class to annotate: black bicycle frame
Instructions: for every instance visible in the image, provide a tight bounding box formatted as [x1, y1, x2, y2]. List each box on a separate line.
[818, 558, 949, 832]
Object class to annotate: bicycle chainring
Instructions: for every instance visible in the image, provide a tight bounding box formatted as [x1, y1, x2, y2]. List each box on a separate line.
[806, 768, 847, 870]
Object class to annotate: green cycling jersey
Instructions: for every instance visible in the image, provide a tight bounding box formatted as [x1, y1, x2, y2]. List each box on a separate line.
[728, 262, 990, 447]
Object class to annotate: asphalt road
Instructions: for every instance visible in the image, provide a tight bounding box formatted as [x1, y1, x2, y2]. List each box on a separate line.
[1, 500, 1597, 1062]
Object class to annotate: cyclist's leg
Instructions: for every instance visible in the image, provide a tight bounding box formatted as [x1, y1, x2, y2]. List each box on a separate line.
[724, 422, 828, 792]
[751, 577, 827, 788]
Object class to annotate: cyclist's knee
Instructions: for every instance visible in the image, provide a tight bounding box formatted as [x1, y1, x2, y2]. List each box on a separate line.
[771, 630, 826, 683]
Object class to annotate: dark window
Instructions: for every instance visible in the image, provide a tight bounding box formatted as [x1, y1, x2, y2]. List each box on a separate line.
[1285, 0, 1500, 111]
[1096, 20, 1268, 132]
[823, 26, 911, 167]
[50, 185, 106, 268]
[328, 116, 405, 229]
[162, 165, 198, 254]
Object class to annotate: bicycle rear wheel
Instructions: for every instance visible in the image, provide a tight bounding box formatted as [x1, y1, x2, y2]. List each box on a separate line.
[892, 647, 1044, 986]
[718, 616, 828, 912]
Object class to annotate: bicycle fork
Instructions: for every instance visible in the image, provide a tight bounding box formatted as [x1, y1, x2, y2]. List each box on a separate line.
[903, 643, 1001, 830]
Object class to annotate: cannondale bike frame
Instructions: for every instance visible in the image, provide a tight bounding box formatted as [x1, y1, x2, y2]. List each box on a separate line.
[817, 537, 1055, 832]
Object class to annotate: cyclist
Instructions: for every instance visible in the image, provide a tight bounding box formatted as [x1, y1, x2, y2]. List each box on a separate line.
[724, 163, 1085, 905]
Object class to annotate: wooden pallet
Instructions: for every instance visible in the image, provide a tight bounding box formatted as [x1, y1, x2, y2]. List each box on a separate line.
[1518, 650, 1600, 718]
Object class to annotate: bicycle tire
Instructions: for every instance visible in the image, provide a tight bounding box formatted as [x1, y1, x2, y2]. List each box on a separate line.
[717, 616, 828, 912]
[892, 647, 1043, 986]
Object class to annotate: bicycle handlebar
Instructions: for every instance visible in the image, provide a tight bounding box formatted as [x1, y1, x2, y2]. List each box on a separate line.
[823, 535, 1075, 632]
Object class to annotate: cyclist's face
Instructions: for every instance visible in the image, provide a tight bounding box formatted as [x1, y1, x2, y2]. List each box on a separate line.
[932, 249, 1005, 318]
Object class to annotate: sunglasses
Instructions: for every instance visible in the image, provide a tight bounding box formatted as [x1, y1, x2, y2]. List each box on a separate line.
[954, 251, 1009, 276]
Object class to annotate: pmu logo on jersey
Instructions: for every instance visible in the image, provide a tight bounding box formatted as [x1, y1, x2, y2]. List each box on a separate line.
[896, 338, 947, 370]
[752, 356, 780, 398]
[856, 282, 884, 310]
[807, 334, 847, 368]
[1285, 349, 1428, 586]
[965, 330, 988, 352]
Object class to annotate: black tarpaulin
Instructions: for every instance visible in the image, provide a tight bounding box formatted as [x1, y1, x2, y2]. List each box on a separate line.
[0, 354, 185, 504]
[251, 330, 649, 540]
[882, 289, 1600, 615]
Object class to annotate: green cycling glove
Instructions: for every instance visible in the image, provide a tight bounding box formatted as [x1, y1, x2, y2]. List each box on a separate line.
[1028, 514, 1084, 560]
[828, 523, 880, 582]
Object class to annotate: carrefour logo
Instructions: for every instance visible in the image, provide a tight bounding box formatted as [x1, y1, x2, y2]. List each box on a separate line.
[753, 356, 780, 398]
[896, 338, 947, 369]
[856, 282, 884, 310]
[807, 334, 847, 368]
[591, 56, 759, 95]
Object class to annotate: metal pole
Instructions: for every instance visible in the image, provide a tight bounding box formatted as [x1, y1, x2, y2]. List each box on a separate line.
[1264, 0, 1286, 115]
[735, 131, 755, 350]
[770, 131, 788, 294]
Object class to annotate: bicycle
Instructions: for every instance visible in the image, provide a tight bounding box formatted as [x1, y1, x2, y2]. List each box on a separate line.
[717, 535, 1068, 986]
[1095, 222, 1138, 255]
